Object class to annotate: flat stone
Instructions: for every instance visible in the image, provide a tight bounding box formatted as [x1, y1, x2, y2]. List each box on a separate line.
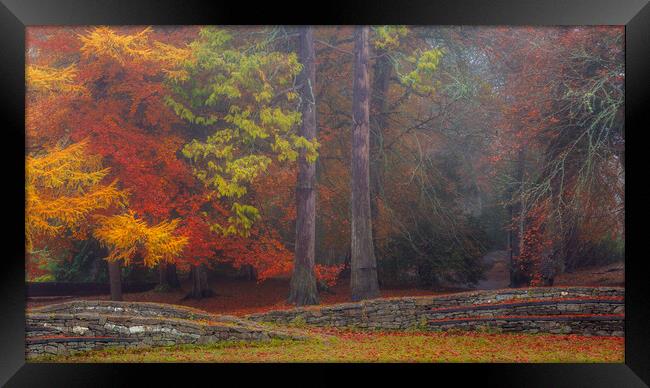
[72, 326, 89, 335]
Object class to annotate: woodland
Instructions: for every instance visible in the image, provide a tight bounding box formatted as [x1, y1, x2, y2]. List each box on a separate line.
[26, 26, 625, 307]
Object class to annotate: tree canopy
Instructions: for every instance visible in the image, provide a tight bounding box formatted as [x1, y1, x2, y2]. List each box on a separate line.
[26, 26, 624, 297]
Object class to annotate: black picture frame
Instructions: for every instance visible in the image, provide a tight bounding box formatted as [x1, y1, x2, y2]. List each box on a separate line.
[1, 0, 648, 386]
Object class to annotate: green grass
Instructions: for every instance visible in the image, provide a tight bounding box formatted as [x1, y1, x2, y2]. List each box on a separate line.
[31, 330, 624, 363]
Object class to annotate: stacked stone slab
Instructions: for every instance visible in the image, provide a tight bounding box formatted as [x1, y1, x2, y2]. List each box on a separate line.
[246, 287, 624, 335]
[427, 298, 623, 319]
[26, 301, 305, 359]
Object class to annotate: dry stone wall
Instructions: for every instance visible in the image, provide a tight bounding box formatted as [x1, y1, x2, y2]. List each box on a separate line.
[246, 287, 624, 336]
[26, 287, 624, 359]
[428, 315, 624, 336]
[26, 301, 303, 359]
[31, 300, 218, 320]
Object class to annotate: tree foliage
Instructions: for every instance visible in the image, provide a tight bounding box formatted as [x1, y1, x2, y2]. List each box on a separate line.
[169, 27, 317, 237]
[26, 140, 127, 252]
[93, 211, 188, 267]
[25, 25, 624, 294]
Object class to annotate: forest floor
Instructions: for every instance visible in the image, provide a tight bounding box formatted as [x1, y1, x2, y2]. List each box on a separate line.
[34, 328, 624, 363]
[27, 277, 460, 316]
[26, 258, 624, 316]
[554, 261, 624, 287]
[471, 251, 624, 290]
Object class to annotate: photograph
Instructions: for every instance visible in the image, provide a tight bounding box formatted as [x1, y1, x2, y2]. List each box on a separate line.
[23, 24, 627, 363]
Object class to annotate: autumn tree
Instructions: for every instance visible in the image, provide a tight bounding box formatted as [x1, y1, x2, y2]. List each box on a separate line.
[530, 28, 623, 283]
[27, 29, 111, 286]
[93, 212, 188, 300]
[288, 27, 320, 306]
[168, 27, 317, 298]
[25, 137, 129, 291]
[26, 26, 211, 297]
[482, 27, 624, 285]
[73, 27, 219, 296]
[26, 140, 127, 253]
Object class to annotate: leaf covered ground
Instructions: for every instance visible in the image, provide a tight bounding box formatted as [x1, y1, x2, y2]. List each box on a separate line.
[28, 259, 623, 317]
[27, 277, 460, 316]
[33, 329, 624, 363]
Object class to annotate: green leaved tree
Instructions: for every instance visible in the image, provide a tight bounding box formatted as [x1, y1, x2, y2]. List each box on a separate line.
[167, 27, 319, 297]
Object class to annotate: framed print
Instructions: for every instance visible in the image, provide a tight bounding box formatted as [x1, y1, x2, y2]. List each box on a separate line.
[1, 0, 649, 386]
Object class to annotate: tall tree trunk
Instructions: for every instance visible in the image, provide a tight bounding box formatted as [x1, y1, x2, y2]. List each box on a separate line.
[369, 48, 391, 227]
[108, 260, 122, 301]
[187, 263, 213, 299]
[289, 26, 319, 306]
[350, 26, 380, 301]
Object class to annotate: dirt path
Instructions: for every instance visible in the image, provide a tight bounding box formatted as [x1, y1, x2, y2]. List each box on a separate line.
[471, 250, 624, 289]
[474, 250, 510, 290]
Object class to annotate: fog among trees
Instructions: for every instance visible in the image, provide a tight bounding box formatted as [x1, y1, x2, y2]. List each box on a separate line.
[26, 26, 624, 305]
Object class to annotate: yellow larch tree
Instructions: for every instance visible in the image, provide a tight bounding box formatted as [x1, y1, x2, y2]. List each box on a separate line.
[93, 211, 188, 268]
[78, 26, 194, 80]
[26, 64, 87, 95]
[25, 140, 128, 251]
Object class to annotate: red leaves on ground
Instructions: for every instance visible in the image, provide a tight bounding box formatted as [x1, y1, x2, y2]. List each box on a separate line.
[27, 277, 448, 316]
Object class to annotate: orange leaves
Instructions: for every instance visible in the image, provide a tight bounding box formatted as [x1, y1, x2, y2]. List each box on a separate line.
[153, 41, 194, 82]
[25, 140, 128, 252]
[79, 27, 194, 84]
[93, 211, 188, 267]
[26, 64, 86, 95]
[226, 231, 293, 281]
[26, 27, 205, 276]
[79, 27, 154, 65]
[314, 264, 346, 287]
[513, 200, 554, 285]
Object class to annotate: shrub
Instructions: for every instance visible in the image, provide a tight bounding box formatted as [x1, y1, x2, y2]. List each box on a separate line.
[377, 216, 489, 288]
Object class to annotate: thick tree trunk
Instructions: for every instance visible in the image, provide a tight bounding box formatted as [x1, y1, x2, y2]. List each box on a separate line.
[289, 26, 319, 306]
[369, 48, 391, 225]
[187, 263, 213, 299]
[107, 260, 122, 301]
[350, 26, 380, 301]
